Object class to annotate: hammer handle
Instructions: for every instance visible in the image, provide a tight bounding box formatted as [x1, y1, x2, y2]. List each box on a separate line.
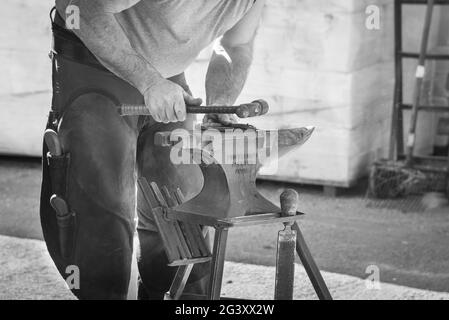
[118, 100, 268, 118]
[187, 105, 238, 114]
[119, 105, 236, 116]
[187, 101, 267, 118]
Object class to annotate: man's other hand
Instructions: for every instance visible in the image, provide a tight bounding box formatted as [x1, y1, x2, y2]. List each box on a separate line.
[143, 79, 202, 123]
[202, 113, 238, 127]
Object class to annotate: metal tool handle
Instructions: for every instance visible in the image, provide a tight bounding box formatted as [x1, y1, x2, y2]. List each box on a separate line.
[274, 189, 299, 300]
[118, 100, 269, 118]
[280, 189, 299, 218]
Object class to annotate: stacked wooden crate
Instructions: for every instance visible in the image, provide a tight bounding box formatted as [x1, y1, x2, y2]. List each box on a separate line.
[187, 0, 396, 187]
[0, 0, 53, 156]
[1, 0, 445, 189]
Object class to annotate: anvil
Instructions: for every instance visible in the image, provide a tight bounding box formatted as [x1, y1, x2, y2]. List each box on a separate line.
[153, 124, 315, 220]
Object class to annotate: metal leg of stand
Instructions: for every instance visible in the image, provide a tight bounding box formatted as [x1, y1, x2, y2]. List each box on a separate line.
[207, 227, 229, 300]
[164, 264, 194, 300]
[292, 222, 332, 300]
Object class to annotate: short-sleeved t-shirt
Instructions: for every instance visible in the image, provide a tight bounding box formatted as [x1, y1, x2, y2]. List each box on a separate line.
[116, 0, 255, 77]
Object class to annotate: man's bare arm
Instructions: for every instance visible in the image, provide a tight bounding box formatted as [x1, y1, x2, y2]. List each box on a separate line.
[56, 0, 159, 93]
[55, 0, 201, 123]
[204, 0, 265, 125]
[205, 38, 254, 107]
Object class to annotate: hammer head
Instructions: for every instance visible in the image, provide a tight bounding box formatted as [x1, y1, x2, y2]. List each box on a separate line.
[252, 99, 269, 116]
[235, 100, 269, 118]
[280, 189, 299, 217]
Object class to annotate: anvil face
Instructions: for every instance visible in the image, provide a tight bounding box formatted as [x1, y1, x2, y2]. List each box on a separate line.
[157, 125, 315, 167]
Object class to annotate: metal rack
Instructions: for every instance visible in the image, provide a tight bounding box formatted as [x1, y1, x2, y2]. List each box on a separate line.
[368, 0, 449, 199]
[391, 0, 449, 160]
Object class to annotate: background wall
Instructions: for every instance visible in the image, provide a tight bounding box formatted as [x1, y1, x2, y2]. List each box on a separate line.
[186, 0, 448, 187]
[188, 0, 396, 186]
[0, 0, 53, 156]
[0, 0, 447, 187]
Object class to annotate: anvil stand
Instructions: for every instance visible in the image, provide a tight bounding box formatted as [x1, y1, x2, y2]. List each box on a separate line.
[138, 125, 332, 300]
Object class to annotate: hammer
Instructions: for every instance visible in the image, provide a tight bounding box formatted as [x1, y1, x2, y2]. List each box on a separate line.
[118, 99, 269, 118]
[274, 189, 299, 300]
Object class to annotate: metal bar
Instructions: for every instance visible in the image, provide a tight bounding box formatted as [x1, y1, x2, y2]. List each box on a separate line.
[165, 208, 230, 227]
[151, 207, 182, 262]
[165, 208, 305, 228]
[274, 227, 296, 300]
[400, 51, 449, 60]
[137, 179, 180, 261]
[207, 228, 229, 300]
[179, 222, 202, 257]
[195, 224, 211, 256]
[390, 0, 449, 161]
[150, 183, 187, 259]
[405, 0, 435, 164]
[119, 105, 235, 116]
[292, 222, 332, 300]
[118, 100, 268, 118]
[227, 213, 304, 227]
[394, 0, 405, 158]
[173, 222, 193, 259]
[400, 103, 449, 112]
[165, 264, 194, 300]
[167, 256, 212, 267]
[171, 188, 207, 259]
[400, 0, 449, 4]
[160, 186, 193, 259]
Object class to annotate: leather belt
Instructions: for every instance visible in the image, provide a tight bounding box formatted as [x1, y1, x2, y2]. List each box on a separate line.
[51, 20, 109, 73]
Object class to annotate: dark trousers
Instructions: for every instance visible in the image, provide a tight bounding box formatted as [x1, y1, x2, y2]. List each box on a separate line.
[40, 15, 209, 299]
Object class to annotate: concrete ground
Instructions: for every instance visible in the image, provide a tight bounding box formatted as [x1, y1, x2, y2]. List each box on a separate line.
[1, 156, 449, 298]
[1, 235, 448, 300]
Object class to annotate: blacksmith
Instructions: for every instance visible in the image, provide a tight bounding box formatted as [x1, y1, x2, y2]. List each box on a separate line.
[41, 0, 264, 299]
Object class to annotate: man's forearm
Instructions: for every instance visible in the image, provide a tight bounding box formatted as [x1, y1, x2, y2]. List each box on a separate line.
[205, 40, 254, 106]
[56, 1, 161, 94]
